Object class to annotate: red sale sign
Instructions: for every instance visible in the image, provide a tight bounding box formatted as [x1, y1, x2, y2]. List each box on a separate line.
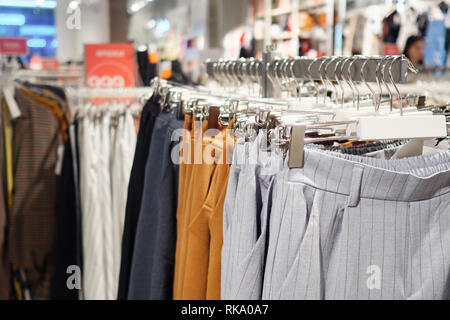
[0, 37, 28, 55]
[85, 43, 136, 88]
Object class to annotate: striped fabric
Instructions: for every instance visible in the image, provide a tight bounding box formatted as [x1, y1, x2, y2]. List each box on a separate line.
[8, 89, 64, 299]
[221, 135, 283, 300]
[262, 149, 450, 300]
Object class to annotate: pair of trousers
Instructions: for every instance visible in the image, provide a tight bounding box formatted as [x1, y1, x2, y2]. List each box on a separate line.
[173, 116, 234, 300]
[79, 106, 137, 300]
[127, 109, 183, 299]
[221, 134, 284, 300]
[117, 95, 161, 299]
[263, 148, 450, 300]
[51, 128, 79, 300]
[78, 112, 106, 300]
[110, 108, 137, 298]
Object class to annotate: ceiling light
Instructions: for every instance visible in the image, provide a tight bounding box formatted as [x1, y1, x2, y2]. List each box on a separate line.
[27, 38, 47, 48]
[128, 0, 150, 14]
[0, 13, 26, 26]
[68, 0, 79, 10]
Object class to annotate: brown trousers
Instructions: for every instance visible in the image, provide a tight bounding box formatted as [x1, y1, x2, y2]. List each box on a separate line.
[173, 115, 234, 300]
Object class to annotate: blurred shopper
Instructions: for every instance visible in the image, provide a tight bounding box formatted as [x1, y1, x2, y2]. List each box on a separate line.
[403, 35, 425, 66]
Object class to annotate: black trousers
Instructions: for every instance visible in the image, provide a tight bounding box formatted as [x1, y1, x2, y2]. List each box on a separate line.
[117, 94, 161, 300]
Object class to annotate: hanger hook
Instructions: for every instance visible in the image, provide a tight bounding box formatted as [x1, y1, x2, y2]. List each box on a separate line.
[255, 60, 263, 96]
[308, 57, 323, 103]
[388, 55, 404, 115]
[275, 59, 285, 90]
[334, 56, 345, 107]
[325, 57, 338, 104]
[349, 56, 361, 110]
[361, 57, 377, 108]
[228, 60, 236, 86]
[296, 57, 306, 101]
[266, 60, 276, 89]
[318, 57, 331, 104]
[228, 60, 237, 87]
[282, 57, 293, 97]
[342, 56, 355, 109]
[375, 55, 386, 112]
[381, 55, 394, 111]
[287, 58, 297, 98]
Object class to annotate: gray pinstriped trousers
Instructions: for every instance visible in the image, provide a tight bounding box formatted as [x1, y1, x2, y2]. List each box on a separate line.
[221, 137, 283, 300]
[262, 149, 450, 300]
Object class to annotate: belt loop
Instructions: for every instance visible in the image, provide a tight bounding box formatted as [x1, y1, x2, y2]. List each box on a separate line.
[348, 164, 364, 207]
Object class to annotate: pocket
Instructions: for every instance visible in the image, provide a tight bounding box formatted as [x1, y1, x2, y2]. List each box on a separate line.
[322, 205, 346, 259]
[223, 166, 244, 232]
[187, 204, 211, 243]
[271, 189, 323, 300]
[263, 182, 315, 299]
[231, 234, 267, 299]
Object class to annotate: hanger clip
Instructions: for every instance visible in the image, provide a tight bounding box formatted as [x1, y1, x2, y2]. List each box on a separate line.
[288, 125, 306, 169]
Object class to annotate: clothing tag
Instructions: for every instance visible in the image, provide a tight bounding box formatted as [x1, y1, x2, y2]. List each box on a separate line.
[288, 125, 306, 168]
[3, 85, 21, 120]
[391, 138, 424, 160]
[54, 145, 65, 176]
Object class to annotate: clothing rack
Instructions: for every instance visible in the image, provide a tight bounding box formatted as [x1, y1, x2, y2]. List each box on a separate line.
[14, 69, 84, 80]
[205, 54, 415, 99]
[76, 87, 153, 98]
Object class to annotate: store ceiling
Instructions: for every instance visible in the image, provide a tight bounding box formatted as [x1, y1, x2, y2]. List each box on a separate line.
[0, 0, 57, 8]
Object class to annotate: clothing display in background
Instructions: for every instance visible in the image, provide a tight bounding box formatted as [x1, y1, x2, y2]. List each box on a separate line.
[169, 61, 195, 86]
[361, 5, 387, 55]
[425, 20, 447, 67]
[136, 50, 158, 87]
[354, 2, 434, 56]
[343, 14, 365, 55]
[397, 7, 420, 52]
[77, 103, 138, 300]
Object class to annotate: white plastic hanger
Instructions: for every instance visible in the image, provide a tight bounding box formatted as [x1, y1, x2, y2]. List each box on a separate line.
[0, 58, 21, 119]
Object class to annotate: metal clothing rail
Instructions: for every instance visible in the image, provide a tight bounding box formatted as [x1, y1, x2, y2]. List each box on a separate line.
[278, 56, 410, 83]
[76, 87, 154, 98]
[205, 54, 414, 96]
[14, 70, 84, 79]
